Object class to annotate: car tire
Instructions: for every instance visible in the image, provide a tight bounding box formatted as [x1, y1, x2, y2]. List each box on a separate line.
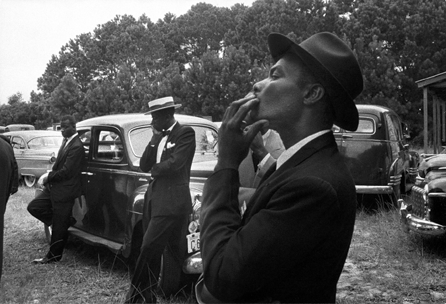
[158, 246, 182, 298]
[44, 224, 52, 244]
[24, 175, 36, 187]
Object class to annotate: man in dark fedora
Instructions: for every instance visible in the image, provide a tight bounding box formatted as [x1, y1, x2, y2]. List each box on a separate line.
[198, 32, 363, 303]
[125, 97, 196, 304]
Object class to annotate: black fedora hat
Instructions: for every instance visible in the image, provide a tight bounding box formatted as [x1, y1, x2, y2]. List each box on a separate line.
[144, 96, 181, 115]
[268, 32, 364, 131]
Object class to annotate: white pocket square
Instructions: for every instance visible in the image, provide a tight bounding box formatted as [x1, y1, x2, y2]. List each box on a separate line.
[166, 142, 176, 149]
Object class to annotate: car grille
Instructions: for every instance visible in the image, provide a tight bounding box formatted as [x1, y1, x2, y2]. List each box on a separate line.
[410, 185, 446, 226]
[410, 186, 427, 218]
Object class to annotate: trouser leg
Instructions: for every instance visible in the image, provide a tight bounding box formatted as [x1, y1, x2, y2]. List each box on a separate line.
[47, 198, 74, 260]
[27, 188, 52, 226]
[126, 215, 183, 304]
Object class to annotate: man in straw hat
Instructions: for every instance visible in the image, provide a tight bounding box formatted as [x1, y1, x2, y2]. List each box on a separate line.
[125, 97, 196, 304]
[198, 32, 364, 303]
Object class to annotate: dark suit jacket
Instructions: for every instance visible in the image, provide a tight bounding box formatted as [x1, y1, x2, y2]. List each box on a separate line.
[200, 132, 357, 303]
[48, 135, 85, 203]
[0, 137, 18, 213]
[140, 122, 195, 217]
[0, 125, 19, 281]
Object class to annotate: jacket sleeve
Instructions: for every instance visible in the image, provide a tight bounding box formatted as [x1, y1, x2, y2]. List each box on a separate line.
[48, 141, 84, 182]
[140, 141, 158, 173]
[200, 168, 341, 301]
[150, 127, 196, 178]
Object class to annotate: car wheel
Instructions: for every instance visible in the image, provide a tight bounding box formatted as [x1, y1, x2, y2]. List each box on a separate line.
[44, 224, 52, 244]
[24, 175, 36, 187]
[158, 246, 182, 297]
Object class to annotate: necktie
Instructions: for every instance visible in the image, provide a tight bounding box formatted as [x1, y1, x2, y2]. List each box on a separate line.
[61, 138, 68, 149]
[57, 138, 68, 158]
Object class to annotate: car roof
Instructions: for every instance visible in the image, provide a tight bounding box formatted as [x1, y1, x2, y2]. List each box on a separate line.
[3, 130, 62, 140]
[77, 113, 218, 130]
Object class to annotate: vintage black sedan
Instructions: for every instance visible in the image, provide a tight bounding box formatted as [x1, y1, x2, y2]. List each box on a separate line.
[3, 130, 63, 187]
[400, 154, 446, 236]
[334, 104, 418, 204]
[37, 113, 218, 295]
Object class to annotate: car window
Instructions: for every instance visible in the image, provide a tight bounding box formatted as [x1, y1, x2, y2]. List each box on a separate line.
[192, 126, 218, 163]
[78, 130, 91, 159]
[11, 136, 25, 149]
[27, 136, 62, 150]
[95, 130, 124, 162]
[129, 127, 152, 157]
[345, 118, 375, 134]
[387, 114, 403, 141]
[129, 125, 218, 164]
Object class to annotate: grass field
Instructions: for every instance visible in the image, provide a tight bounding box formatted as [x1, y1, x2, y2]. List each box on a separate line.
[1, 187, 446, 303]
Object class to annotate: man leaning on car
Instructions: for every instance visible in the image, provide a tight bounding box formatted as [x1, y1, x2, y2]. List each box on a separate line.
[27, 115, 85, 264]
[197, 32, 364, 303]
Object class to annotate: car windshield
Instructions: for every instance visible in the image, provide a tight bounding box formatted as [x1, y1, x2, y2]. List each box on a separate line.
[129, 125, 218, 166]
[27, 136, 63, 150]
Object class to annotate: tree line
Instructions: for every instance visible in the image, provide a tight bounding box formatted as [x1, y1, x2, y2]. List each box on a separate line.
[1, 0, 445, 145]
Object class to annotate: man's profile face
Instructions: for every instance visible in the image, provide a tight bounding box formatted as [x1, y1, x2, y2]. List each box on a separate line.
[60, 119, 76, 138]
[151, 111, 169, 131]
[250, 54, 307, 129]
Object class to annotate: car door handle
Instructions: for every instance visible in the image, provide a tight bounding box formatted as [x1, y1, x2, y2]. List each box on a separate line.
[81, 172, 94, 176]
[342, 134, 353, 138]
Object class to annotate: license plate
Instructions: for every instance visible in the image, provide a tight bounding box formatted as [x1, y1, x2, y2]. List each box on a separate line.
[187, 232, 200, 253]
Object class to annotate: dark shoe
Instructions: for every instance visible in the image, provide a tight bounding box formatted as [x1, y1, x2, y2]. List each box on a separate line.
[32, 256, 60, 264]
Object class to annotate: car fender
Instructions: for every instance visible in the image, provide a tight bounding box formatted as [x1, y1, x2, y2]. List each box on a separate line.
[122, 184, 148, 258]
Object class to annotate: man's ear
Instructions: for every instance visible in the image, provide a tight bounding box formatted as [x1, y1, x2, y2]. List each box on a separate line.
[303, 84, 325, 105]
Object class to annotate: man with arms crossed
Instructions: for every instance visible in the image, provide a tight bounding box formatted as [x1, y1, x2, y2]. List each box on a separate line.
[28, 115, 85, 264]
[126, 97, 195, 304]
[199, 32, 364, 303]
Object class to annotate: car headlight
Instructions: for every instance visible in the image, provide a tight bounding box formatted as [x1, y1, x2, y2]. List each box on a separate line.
[49, 152, 56, 163]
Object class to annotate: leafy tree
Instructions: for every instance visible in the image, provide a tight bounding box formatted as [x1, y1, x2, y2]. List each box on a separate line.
[30, 0, 446, 142]
[180, 46, 268, 121]
[224, 0, 338, 64]
[343, 0, 446, 141]
[50, 74, 83, 117]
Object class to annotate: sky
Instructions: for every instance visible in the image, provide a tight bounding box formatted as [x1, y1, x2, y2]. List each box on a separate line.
[0, 0, 255, 105]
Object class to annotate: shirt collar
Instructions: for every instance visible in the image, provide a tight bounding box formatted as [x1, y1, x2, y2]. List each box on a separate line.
[166, 121, 177, 133]
[65, 133, 77, 145]
[276, 129, 331, 169]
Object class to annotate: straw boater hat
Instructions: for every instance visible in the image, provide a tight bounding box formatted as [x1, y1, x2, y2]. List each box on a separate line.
[267, 32, 364, 131]
[144, 96, 181, 115]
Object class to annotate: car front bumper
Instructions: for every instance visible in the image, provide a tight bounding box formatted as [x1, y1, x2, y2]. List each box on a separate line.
[399, 199, 446, 236]
[356, 185, 394, 195]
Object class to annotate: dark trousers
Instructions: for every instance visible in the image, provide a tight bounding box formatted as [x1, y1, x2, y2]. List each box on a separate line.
[126, 214, 188, 304]
[27, 187, 74, 261]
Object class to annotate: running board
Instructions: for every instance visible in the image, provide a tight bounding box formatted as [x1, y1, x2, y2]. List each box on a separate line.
[68, 227, 123, 253]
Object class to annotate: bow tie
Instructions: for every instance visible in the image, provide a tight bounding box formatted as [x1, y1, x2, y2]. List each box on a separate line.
[162, 129, 171, 137]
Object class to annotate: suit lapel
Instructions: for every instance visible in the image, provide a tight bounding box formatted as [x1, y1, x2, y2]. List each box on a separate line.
[161, 123, 181, 161]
